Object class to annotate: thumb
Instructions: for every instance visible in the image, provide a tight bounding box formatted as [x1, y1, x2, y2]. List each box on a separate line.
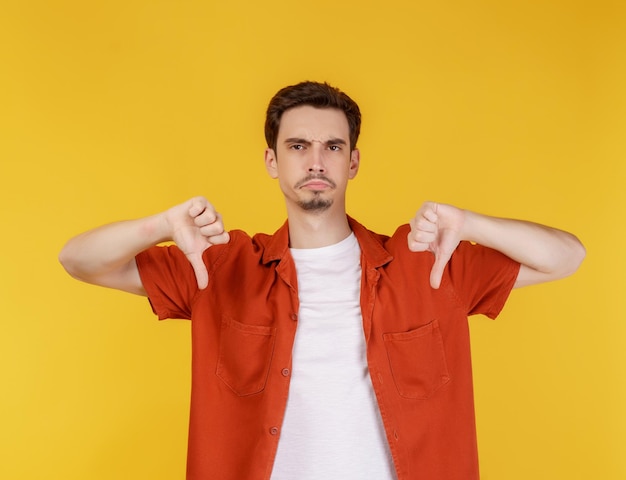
[429, 250, 452, 289]
[187, 252, 209, 289]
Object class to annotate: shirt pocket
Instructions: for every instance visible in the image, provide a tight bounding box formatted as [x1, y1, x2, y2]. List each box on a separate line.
[216, 316, 277, 396]
[383, 319, 450, 399]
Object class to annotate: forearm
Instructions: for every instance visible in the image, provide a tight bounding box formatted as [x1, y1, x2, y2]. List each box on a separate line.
[59, 213, 168, 291]
[461, 210, 586, 286]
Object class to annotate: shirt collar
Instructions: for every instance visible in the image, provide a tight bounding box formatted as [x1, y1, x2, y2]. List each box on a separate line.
[260, 216, 393, 269]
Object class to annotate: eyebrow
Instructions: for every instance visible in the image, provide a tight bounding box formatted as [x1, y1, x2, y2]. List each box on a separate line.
[283, 137, 347, 146]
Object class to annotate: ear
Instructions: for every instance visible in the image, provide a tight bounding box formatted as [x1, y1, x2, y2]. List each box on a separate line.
[348, 149, 360, 179]
[264, 148, 278, 179]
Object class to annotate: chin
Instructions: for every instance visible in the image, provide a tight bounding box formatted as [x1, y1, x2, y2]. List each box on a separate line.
[297, 198, 333, 212]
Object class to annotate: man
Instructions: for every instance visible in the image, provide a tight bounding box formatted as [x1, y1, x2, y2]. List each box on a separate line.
[59, 81, 585, 480]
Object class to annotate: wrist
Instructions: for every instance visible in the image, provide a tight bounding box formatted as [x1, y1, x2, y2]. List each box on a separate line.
[458, 209, 481, 243]
[139, 212, 173, 245]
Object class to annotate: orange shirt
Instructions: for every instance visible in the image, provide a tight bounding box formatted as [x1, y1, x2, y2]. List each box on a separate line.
[136, 217, 520, 480]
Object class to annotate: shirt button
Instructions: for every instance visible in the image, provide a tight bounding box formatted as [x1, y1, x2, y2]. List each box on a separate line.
[281, 368, 290, 377]
[290, 313, 298, 321]
[269, 426, 279, 435]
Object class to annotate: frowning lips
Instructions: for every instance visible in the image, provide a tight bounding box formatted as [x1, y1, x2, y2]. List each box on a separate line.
[295, 174, 337, 189]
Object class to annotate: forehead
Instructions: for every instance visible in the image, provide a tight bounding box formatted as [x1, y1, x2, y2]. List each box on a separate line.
[278, 105, 350, 141]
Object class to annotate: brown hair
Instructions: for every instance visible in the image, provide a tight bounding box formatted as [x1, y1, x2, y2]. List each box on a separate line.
[264, 81, 361, 151]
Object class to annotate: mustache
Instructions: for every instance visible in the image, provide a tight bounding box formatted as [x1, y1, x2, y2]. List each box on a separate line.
[295, 174, 337, 189]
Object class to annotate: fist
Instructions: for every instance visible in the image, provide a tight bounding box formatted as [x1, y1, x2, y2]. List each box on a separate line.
[408, 202, 464, 289]
[166, 196, 230, 289]
[408, 202, 441, 253]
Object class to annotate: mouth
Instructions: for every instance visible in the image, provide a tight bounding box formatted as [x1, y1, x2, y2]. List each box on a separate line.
[296, 175, 336, 190]
[301, 181, 331, 190]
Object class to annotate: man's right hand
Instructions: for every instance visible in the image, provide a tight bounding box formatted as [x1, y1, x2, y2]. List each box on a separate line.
[59, 196, 230, 295]
[164, 197, 230, 289]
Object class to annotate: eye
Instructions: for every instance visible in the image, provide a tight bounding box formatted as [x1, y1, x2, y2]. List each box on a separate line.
[328, 145, 341, 151]
[290, 144, 304, 151]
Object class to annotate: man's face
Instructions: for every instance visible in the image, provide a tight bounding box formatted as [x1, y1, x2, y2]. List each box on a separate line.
[264, 105, 360, 214]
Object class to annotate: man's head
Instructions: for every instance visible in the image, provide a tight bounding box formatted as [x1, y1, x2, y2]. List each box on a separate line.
[263, 82, 361, 216]
[264, 81, 361, 152]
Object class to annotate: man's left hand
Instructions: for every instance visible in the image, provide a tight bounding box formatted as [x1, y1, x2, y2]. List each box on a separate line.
[408, 202, 466, 289]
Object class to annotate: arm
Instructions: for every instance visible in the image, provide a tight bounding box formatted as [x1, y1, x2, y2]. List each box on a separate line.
[58, 197, 230, 295]
[408, 202, 586, 289]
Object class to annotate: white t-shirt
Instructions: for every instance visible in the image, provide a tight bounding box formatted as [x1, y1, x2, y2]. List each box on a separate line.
[271, 233, 397, 479]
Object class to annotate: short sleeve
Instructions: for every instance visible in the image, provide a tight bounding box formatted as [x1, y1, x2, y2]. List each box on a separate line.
[445, 241, 521, 319]
[135, 245, 199, 320]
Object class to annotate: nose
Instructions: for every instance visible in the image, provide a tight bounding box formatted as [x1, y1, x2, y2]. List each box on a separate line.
[307, 144, 326, 173]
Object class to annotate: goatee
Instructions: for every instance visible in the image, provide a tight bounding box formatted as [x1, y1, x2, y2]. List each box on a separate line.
[297, 195, 333, 212]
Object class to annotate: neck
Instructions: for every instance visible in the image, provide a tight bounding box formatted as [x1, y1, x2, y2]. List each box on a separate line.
[287, 208, 352, 249]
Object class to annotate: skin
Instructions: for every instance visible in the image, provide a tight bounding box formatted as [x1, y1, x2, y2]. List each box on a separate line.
[58, 105, 585, 294]
[407, 201, 586, 289]
[264, 106, 360, 249]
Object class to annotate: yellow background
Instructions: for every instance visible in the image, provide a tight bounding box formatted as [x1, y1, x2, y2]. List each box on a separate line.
[1, 0, 624, 478]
